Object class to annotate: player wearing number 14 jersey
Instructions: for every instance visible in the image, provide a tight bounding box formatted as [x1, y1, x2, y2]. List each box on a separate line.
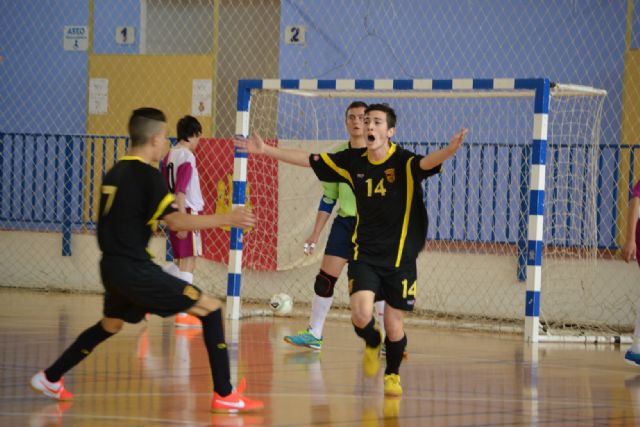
[235, 103, 467, 399]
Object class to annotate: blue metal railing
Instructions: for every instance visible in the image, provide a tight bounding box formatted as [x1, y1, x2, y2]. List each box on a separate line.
[0, 133, 633, 267]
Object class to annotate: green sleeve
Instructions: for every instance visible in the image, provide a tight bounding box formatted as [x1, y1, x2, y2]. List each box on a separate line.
[322, 181, 339, 200]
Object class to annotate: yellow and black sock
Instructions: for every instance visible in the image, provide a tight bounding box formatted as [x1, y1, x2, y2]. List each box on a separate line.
[353, 317, 382, 348]
[45, 321, 114, 382]
[384, 334, 407, 375]
[199, 308, 232, 396]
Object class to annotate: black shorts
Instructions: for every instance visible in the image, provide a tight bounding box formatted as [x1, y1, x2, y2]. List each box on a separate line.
[100, 255, 202, 323]
[347, 260, 417, 311]
[324, 215, 356, 259]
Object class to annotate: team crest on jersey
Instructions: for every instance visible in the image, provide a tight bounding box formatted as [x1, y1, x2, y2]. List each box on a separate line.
[384, 168, 395, 183]
[182, 285, 200, 301]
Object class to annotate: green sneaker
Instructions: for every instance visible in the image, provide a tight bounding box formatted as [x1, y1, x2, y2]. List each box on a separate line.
[284, 328, 323, 350]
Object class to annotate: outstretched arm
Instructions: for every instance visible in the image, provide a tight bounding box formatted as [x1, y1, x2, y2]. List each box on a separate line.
[419, 128, 468, 171]
[163, 206, 255, 232]
[235, 133, 311, 167]
[622, 196, 640, 263]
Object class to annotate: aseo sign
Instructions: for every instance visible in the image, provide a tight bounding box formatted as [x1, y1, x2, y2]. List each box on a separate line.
[63, 26, 88, 51]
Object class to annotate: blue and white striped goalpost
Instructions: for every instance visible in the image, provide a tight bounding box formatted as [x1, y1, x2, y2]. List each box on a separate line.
[229, 77, 549, 342]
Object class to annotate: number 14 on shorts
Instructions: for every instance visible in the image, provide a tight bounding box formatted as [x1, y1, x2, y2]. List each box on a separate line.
[402, 279, 416, 299]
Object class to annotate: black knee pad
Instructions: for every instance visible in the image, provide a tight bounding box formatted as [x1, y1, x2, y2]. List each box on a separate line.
[314, 270, 338, 297]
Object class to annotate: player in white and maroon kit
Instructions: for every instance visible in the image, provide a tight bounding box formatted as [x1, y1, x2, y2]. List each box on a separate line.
[162, 115, 205, 328]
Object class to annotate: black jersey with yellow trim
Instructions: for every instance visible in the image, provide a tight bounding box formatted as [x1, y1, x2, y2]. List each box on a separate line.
[97, 156, 177, 261]
[309, 143, 440, 268]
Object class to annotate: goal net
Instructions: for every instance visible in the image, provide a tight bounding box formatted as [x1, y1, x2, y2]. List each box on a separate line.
[227, 78, 618, 342]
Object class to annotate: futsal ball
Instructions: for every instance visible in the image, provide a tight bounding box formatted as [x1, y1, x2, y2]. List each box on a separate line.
[269, 293, 293, 316]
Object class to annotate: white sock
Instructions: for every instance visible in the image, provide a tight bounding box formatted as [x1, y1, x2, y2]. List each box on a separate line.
[309, 295, 333, 339]
[374, 300, 386, 338]
[163, 262, 180, 278]
[179, 271, 194, 284]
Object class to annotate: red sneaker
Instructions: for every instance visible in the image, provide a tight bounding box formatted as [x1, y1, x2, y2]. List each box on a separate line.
[30, 371, 74, 401]
[175, 313, 202, 328]
[211, 378, 264, 413]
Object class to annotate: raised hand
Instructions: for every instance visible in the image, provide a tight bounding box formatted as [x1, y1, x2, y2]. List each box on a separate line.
[233, 133, 265, 155]
[448, 128, 469, 154]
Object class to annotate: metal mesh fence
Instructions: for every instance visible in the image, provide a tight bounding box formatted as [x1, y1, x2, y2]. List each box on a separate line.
[0, 1, 639, 336]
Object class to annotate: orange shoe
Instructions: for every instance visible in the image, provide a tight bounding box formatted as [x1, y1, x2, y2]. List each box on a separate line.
[175, 327, 201, 339]
[30, 372, 74, 401]
[175, 313, 202, 328]
[211, 378, 264, 413]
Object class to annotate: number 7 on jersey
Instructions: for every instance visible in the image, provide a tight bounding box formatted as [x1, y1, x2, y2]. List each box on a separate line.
[101, 185, 118, 215]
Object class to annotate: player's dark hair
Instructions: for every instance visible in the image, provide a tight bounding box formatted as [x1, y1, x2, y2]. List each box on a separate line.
[365, 103, 397, 129]
[128, 107, 167, 147]
[177, 115, 203, 142]
[345, 101, 368, 118]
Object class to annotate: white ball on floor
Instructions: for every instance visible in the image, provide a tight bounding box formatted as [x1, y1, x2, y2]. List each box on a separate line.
[269, 293, 293, 316]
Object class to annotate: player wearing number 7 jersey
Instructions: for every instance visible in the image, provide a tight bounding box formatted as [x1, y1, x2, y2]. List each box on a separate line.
[30, 108, 263, 413]
[236, 103, 467, 401]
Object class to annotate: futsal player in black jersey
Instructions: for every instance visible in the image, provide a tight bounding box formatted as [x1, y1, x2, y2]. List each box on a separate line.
[30, 107, 264, 413]
[236, 103, 467, 398]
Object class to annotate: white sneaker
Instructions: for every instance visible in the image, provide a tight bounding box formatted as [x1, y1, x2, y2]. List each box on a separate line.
[30, 371, 74, 401]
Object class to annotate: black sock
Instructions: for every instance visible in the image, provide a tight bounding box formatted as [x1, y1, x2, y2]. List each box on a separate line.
[353, 317, 382, 348]
[199, 309, 232, 396]
[384, 334, 407, 375]
[45, 321, 114, 382]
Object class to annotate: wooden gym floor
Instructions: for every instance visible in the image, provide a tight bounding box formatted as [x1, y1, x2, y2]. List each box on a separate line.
[1, 288, 639, 426]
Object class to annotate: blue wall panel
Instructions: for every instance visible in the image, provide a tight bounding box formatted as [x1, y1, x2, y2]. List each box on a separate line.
[0, 0, 89, 134]
[93, 0, 140, 54]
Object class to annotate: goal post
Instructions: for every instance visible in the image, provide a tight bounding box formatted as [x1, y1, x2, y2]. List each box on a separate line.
[229, 77, 610, 343]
